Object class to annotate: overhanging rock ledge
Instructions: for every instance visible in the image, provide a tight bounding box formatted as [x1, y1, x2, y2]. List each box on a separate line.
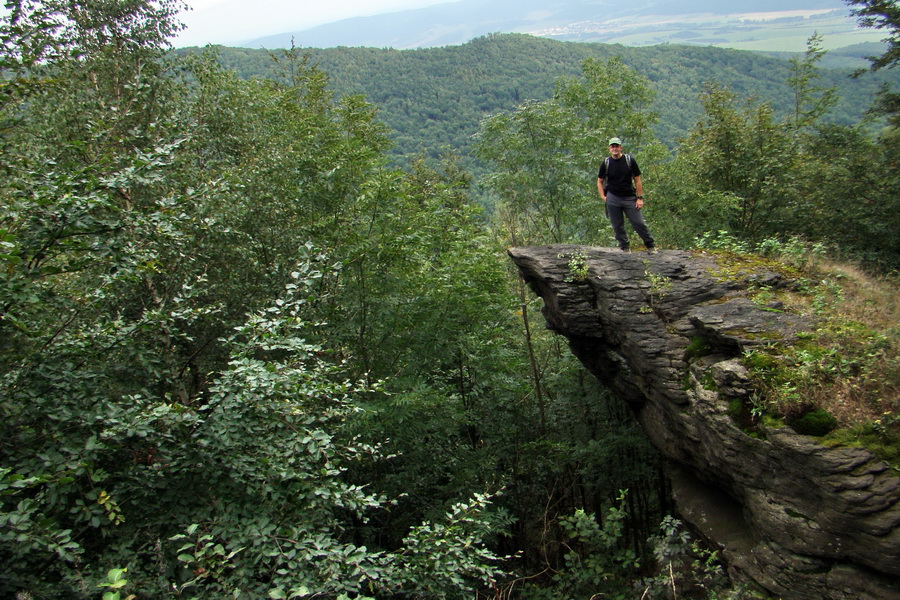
[508, 244, 900, 600]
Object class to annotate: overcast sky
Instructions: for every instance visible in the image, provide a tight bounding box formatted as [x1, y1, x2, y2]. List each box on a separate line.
[175, 0, 458, 47]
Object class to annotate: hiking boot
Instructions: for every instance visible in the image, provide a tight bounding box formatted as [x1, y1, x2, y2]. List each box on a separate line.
[620, 247, 631, 253]
[647, 247, 658, 254]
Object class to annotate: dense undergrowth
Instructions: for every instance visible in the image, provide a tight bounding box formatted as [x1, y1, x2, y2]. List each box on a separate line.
[697, 233, 899, 466]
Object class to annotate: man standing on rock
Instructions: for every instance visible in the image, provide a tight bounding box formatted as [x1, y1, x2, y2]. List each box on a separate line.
[597, 137, 657, 254]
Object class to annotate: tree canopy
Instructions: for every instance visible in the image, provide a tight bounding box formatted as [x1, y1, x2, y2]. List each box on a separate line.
[1, 1, 898, 599]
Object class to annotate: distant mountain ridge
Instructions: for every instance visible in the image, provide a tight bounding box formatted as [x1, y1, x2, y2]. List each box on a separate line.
[240, 0, 881, 50]
[203, 33, 897, 170]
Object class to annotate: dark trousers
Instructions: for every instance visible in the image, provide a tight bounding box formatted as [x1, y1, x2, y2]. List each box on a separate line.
[606, 192, 655, 250]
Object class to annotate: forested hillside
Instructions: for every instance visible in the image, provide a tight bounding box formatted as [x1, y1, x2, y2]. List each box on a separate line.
[2, 1, 898, 599]
[200, 34, 898, 163]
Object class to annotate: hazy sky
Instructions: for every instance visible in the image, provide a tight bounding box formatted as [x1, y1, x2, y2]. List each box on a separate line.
[175, 0, 458, 47]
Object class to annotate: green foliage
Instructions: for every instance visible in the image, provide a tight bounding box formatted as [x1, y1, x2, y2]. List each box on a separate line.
[678, 83, 794, 239]
[560, 251, 590, 282]
[788, 409, 839, 437]
[743, 298, 895, 413]
[687, 234, 896, 457]
[738, 264, 898, 459]
[476, 98, 585, 244]
[686, 337, 713, 361]
[3, 1, 898, 597]
[755, 236, 828, 265]
[98, 568, 133, 600]
[664, 44, 897, 269]
[2, 240, 513, 597]
[390, 493, 512, 599]
[1, 6, 515, 598]
[640, 516, 729, 599]
[199, 34, 899, 162]
[786, 33, 839, 131]
[848, 0, 900, 72]
[823, 414, 900, 466]
[781, 124, 899, 270]
[695, 230, 755, 254]
[520, 491, 637, 600]
[520, 507, 736, 600]
[476, 57, 659, 245]
[645, 24, 897, 269]
[198, 34, 900, 267]
[644, 268, 674, 309]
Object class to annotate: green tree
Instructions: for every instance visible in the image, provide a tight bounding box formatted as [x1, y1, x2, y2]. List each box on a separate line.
[640, 159, 741, 250]
[675, 83, 794, 239]
[476, 99, 585, 244]
[1, 4, 513, 598]
[787, 33, 838, 131]
[844, 0, 900, 271]
[846, 0, 900, 72]
[473, 57, 670, 588]
[163, 269, 509, 600]
[476, 57, 660, 246]
[786, 124, 900, 268]
[555, 56, 658, 152]
[319, 155, 525, 541]
[847, 0, 900, 130]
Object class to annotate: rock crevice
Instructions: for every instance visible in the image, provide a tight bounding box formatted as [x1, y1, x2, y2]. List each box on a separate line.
[509, 245, 900, 600]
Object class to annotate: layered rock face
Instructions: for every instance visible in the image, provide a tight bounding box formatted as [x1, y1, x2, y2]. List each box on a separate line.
[508, 245, 900, 600]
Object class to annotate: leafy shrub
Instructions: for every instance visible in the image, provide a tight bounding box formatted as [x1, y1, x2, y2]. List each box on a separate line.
[788, 408, 838, 436]
[1, 257, 513, 599]
[518, 491, 638, 600]
[695, 230, 753, 254]
[640, 516, 729, 599]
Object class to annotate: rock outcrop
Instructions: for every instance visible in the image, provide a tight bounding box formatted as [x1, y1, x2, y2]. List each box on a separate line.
[508, 245, 900, 600]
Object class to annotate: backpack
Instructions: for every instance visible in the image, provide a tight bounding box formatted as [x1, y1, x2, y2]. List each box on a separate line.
[604, 153, 634, 175]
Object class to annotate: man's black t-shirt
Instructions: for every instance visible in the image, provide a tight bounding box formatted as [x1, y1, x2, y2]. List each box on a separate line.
[597, 155, 641, 197]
